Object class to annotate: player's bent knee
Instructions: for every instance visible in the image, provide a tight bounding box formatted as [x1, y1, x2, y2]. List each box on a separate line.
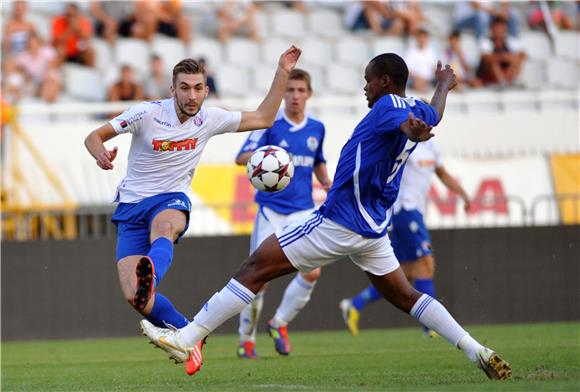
[301, 268, 321, 282]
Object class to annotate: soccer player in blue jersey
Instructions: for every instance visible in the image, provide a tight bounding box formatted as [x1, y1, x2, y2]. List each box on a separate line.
[340, 139, 472, 337]
[141, 54, 512, 380]
[234, 69, 331, 359]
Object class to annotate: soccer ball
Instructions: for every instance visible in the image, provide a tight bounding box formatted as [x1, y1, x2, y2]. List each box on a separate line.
[247, 145, 294, 192]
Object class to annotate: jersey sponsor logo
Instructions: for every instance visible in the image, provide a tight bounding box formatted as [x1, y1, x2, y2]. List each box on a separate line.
[194, 116, 203, 126]
[292, 155, 315, 167]
[306, 136, 318, 152]
[120, 120, 128, 128]
[279, 139, 289, 148]
[167, 198, 189, 209]
[152, 138, 198, 152]
[153, 117, 172, 127]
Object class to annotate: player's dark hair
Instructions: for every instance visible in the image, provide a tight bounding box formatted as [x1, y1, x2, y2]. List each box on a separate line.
[289, 68, 312, 92]
[172, 58, 206, 85]
[368, 53, 408, 90]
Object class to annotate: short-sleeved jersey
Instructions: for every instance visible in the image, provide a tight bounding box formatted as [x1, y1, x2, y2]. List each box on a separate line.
[237, 110, 326, 215]
[319, 94, 438, 238]
[394, 139, 442, 214]
[110, 98, 241, 203]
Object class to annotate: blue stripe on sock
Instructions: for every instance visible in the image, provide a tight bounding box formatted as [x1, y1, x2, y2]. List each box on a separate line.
[226, 282, 252, 304]
[279, 215, 323, 248]
[414, 296, 434, 319]
[294, 275, 314, 290]
[226, 282, 252, 303]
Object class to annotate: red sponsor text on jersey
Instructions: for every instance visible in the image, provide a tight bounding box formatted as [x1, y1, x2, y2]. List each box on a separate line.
[152, 138, 198, 152]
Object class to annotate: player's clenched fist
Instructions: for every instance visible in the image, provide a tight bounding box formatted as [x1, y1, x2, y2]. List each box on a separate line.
[96, 146, 118, 170]
[278, 45, 302, 73]
[434, 61, 457, 91]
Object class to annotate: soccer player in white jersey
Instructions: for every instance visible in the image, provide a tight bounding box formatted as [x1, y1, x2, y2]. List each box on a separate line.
[84, 45, 302, 376]
[141, 54, 512, 380]
[340, 139, 471, 337]
[234, 69, 331, 359]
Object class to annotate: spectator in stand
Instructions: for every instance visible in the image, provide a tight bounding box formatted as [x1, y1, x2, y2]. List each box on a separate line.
[144, 54, 171, 100]
[405, 28, 439, 93]
[108, 64, 144, 102]
[52, 3, 95, 67]
[198, 58, 220, 98]
[280, 1, 307, 13]
[217, 1, 259, 43]
[16, 33, 62, 103]
[528, 1, 574, 33]
[154, 0, 192, 44]
[477, 17, 526, 88]
[344, 1, 404, 35]
[89, 1, 135, 44]
[442, 30, 482, 91]
[391, 0, 426, 36]
[2, 0, 36, 57]
[453, 1, 519, 40]
[2, 58, 26, 103]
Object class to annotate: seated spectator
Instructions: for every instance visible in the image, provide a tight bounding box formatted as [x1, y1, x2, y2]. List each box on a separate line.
[89, 1, 135, 44]
[404, 28, 439, 93]
[16, 33, 62, 103]
[144, 54, 171, 100]
[2, 0, 36, 57]
[199, 58, 220, 98]
[453, 1, 519, 40]
[528, 1, 574, 33]
[154, 0, 192, 44]
[108, 64, 144, 102]
[217, 1, 259, 43]
[1, 58, 26, 102]
[344, 1, 403, 35]
[476, 17, 526, 88]
[52, 3, 95, 67]
[442, 30, 483, 91]
[391, 0, 426, 36]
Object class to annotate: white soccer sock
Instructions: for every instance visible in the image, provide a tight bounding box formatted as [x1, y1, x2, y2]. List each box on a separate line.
[238, 291, 264, 343]
[272, 273, 317, 327]
[179, 279, 256, 347]
[410, 293, 482, 361]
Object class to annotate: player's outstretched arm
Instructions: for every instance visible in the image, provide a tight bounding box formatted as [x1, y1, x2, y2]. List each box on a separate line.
[314, 163, 332, 192]
[430, 60, 457, 123]
[235, 151, 253, 166]
[238, 45, 302, 132]
[84, 123, 119, 170]
[435, 165, 471, 212]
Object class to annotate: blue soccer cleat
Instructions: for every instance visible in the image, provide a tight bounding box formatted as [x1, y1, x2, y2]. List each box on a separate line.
[266, 320, 291, 355]
[237, 341, 258, 359]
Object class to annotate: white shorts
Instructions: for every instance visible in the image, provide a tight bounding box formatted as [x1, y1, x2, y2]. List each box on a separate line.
[275, 211, 400, 276]
[250, 206, 314, 253]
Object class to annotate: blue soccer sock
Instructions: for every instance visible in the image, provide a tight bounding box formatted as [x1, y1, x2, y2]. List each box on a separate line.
[351, 284, 382, 311]
[414, 278, 436, 298]
[147, 293, 188, 328]
[147, 237, 173, 287]
[414, 279, 436, 333]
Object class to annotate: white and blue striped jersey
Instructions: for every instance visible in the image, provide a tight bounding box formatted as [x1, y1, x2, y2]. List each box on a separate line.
[319, 94, 439, 238]
[237, 110, 326, 215]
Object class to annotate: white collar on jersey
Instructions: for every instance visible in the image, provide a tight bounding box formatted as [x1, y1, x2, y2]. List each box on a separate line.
[282, 110, 308, 132]
[164, 98, 201, 127]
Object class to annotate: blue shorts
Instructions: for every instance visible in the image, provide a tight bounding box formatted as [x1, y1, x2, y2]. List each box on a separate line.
[389, 208, 432, 263]
[111, 192, 191, 261]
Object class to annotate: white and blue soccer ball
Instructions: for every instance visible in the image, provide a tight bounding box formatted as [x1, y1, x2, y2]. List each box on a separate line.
[247, 145, 294, 192]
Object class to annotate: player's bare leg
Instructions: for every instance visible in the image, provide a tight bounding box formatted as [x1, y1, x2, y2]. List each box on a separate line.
[367, 269, 511, 380]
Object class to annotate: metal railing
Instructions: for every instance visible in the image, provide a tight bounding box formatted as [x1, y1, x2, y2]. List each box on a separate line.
[2, 193, 579, 241]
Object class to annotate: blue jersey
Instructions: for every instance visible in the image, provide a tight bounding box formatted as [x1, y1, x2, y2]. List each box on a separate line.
[238, 111, 326, 215]
[319, 94, 438, 238]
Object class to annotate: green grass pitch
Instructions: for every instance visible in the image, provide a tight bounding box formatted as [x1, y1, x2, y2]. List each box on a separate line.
[2, 322, 579, 391]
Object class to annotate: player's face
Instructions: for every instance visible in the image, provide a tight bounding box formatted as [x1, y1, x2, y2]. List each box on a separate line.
[284, 79, 311, 117]
[363, 65, 386, 108]
[171, 73, 209, 119]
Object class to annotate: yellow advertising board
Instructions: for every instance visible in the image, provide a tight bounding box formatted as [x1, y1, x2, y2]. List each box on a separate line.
[550, 154, 580, 224]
